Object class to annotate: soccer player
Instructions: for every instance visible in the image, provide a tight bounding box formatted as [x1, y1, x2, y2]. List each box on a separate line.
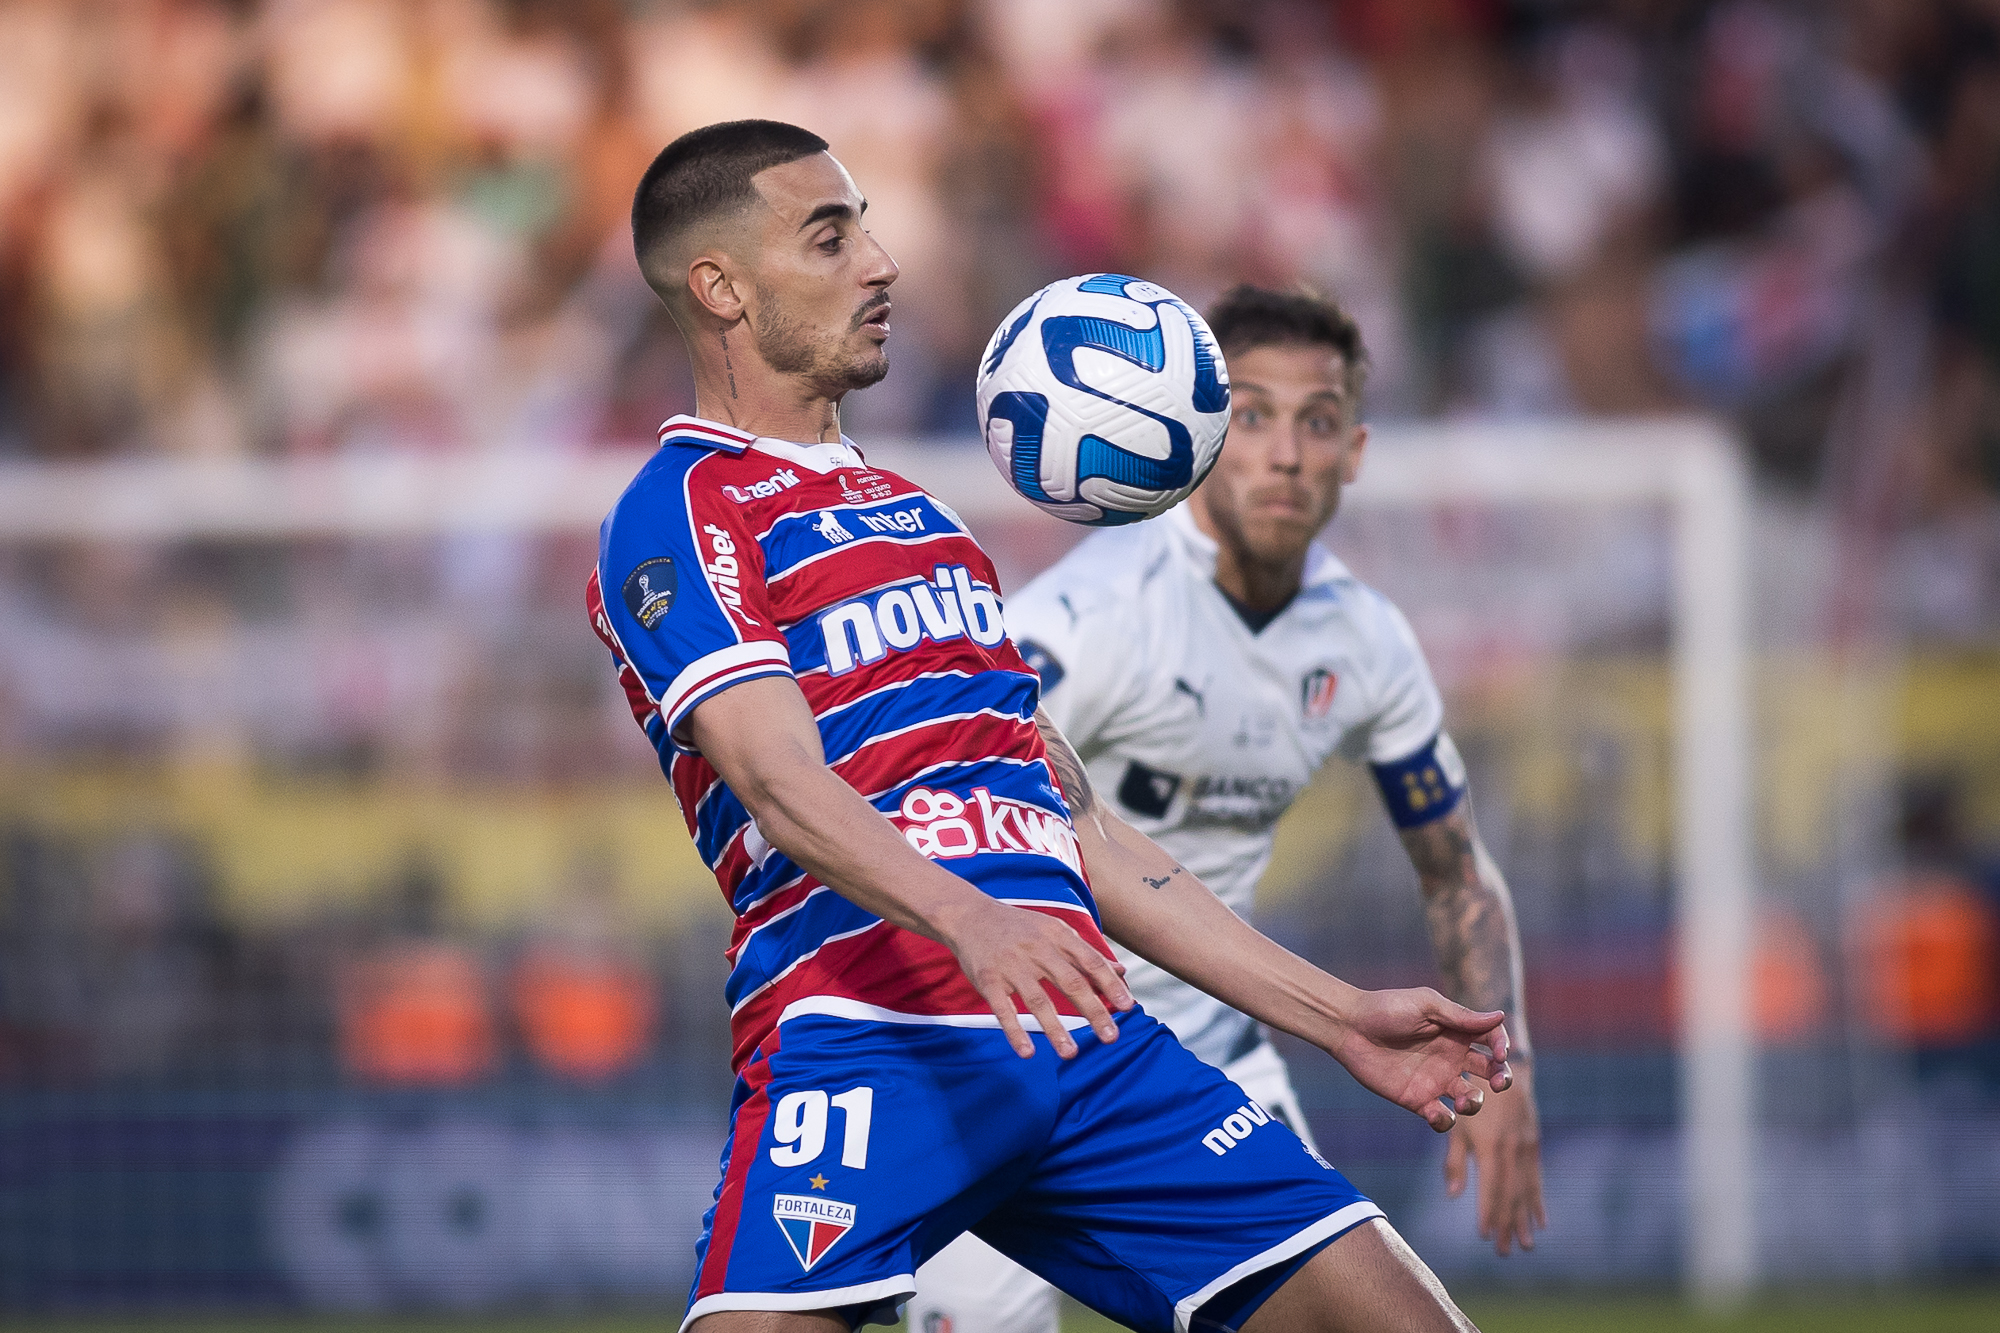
[590, 120, 1516, 1333]
[910, 287, 1545, 1333]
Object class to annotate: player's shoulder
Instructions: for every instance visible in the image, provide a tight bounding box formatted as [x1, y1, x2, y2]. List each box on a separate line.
[1013, 518, 1180, 620]
[1290, 541, 1425, 658]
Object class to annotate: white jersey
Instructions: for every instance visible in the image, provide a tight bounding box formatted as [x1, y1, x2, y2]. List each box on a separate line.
[1006, 505, 1448, 1067]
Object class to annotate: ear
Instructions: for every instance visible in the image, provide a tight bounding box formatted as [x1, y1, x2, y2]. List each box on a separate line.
[686, 250, 748, 324]
[1341, 422, 1369, 485]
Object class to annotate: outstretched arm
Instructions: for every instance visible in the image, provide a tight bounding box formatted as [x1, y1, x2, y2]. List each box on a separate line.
[1402, 801, 1545, 1254]
[686, 677, 1132, 1058]
[1038, 711, 1512, 1131]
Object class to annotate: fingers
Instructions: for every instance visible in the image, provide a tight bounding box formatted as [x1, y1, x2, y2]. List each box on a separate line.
[1017, 973, 1079, 1059]
[1423, 1095, 1456, 1133]
[1463, 1042, 1513, 1094]
[1477, 1133, 1508, 1250]
[1443, 1130, 1468, 1198]
[1074, 941, 1134, 1013]
[979, 979, 1036, 1058]
[1452, 1071, 1485, 1117]
[1045, 944, 1123, 1046]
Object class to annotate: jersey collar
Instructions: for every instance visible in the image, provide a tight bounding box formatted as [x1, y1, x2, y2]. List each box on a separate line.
[657, 413, 866, 473]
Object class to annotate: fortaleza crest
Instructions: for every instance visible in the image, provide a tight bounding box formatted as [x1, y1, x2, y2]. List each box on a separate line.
[1301, 667, 1337, 719]
[773, 1193, 856, 1271]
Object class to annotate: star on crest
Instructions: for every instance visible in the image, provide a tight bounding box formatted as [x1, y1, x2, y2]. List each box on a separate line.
[808, 1174, 829, 1191]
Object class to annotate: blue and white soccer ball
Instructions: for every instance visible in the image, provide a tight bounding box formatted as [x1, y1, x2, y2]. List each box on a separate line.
[974, 273, 1231, 526]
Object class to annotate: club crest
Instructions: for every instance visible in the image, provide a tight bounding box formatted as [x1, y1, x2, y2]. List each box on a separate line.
[773, 1193, 856, 1271]
[1301, 667, 1337, 719]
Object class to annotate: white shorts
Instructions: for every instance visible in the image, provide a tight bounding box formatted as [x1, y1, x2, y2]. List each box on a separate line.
[904, 1041, 1316, 1333]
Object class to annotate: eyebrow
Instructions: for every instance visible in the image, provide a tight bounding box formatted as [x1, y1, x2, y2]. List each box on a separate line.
[1232, 381, 1349, 407]
[799, 199, 866, 231]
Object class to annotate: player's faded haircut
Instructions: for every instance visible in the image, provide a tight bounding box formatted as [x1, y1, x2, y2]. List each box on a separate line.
[631, 120, 830, 304]
[1204, 285, 1370, 402]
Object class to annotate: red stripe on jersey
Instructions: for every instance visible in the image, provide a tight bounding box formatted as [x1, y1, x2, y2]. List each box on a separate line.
[828, 711, 1044, 793]
[770, 534, 990, 614]
[697, 1034, 779, 1299]
[726, 911, 1114, 1070]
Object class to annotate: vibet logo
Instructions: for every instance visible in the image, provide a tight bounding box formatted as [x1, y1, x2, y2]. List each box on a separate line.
[818, 565, 1005, 675]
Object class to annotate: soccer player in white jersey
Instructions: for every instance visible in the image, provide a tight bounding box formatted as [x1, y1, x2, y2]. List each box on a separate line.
[910, 287, 1544, 1333]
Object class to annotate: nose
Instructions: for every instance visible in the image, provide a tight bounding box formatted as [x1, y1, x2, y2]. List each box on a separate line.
[859, 230, 898, 291]
[1270, 421, 1304, 473]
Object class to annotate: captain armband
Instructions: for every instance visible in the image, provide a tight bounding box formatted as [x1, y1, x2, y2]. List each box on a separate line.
[1369, 731, 1468, 829]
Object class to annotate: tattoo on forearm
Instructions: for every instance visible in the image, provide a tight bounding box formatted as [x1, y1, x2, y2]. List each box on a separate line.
[1404, 810, 1526, 1032]
[1142, 867, 1185, 890]
[1034, 714, 1097, 814]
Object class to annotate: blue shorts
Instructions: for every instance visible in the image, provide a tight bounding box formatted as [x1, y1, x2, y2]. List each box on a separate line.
[683, 1007, 1382, 1333]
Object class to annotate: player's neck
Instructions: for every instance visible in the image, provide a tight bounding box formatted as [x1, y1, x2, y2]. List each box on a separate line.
[1189, 496, 1305, 614]
[689, 350, 845, 445]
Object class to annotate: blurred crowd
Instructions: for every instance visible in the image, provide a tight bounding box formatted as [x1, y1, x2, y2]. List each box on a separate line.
[0, 0, 1994, 516]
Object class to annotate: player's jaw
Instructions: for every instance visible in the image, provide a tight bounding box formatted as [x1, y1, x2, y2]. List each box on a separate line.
[745, 153, 899, 400]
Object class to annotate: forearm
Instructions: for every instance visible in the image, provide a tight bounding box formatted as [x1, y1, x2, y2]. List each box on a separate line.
[1091, 811, 1364, 1048]
[1404, 805, 1533, 1055]
[1037, 710, 1363, 1049]
[687, 678, 990, 945]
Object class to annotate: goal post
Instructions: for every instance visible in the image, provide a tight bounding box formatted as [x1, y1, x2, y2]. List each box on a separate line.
[0, 416, 1757, 1303]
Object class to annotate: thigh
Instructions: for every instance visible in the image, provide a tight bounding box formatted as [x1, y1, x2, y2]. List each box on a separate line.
[1241, 1218, 1477, 1333]
[909, 1232, 1060, 1333]
[981, 1010, 1382, 1333]
[686, 1017, 1058, 1330]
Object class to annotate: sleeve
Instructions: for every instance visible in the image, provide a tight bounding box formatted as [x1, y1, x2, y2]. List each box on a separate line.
[591, 468, 794, 741]
[1354, 596, 1465, 829]
[1003, 564, 1135, 760]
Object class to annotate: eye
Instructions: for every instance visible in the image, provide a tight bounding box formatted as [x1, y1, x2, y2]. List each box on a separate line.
[1305, 412, 1341, 436]
[818, 235, 844, 254]
[1236, 406, 1267, 428]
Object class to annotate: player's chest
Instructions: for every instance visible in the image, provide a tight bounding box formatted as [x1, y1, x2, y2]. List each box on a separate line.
[1105, 601, 1367, 821]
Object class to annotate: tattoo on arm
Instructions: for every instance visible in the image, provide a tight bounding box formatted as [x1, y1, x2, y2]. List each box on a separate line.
[1034, 712, 1097, 815]
[1402, 805, 1528, 1041]
[720, 330, 739, 399]
[1142, 867, 1186, 890]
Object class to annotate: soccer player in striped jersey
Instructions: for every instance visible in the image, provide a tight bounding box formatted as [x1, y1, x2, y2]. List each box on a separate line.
[590, 120, 1517, 1333]
[909, 288, 1545, 1333]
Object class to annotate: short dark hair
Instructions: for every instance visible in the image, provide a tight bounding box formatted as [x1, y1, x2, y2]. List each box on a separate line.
[631, 120, 830, 301]
[1204, 285, 1370, 401]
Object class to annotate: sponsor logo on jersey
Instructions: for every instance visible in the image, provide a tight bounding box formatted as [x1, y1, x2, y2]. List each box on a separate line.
[700, 524, 759, 626]
[1116, 760, 1181, 819]
[812, 510, 855, 544]
[1301, 667, 1337, 719]
[854, 506, 929, 536]
[621, 558, 678, 630]
[892, 785, 1082, 874]
[1200, 1099, 1273, 1156]
[722, 467, 801, 504]
[772, 1193, 855, 1271]
[837, 469, 897, 504]
[1016, 639, 1065, 692]
[818, 565, 1005, 675]
[1187, 773, 1299, 824]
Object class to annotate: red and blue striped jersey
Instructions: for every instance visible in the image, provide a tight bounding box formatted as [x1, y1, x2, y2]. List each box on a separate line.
[587, 415, 1114, 1071]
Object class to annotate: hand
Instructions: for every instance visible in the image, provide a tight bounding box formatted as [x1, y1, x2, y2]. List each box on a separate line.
[1446, 1057, 1544, 1254]
[940, 895, 1133, 1059]
[1324, 987, 1512, 1132]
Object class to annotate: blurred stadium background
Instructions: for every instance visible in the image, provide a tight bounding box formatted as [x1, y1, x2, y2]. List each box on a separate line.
[1, 0, 1998, 1327]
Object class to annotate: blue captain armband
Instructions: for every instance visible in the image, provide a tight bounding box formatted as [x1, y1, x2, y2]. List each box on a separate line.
[1369, 732, 1468, 829]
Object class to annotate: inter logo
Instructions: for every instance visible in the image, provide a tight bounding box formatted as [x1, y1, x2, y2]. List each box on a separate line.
[773, 1192, 856, 1271]
[1301, 667, 1337, 719]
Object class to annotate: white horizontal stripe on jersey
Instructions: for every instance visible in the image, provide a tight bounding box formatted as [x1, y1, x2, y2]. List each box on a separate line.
[775, 995, 1093, 1032]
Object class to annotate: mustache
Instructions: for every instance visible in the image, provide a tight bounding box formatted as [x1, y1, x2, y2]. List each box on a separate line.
[849, 294, 891, 330]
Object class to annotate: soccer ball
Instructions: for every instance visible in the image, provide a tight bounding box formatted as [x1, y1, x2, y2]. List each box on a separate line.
[975, 273, 1230, 526]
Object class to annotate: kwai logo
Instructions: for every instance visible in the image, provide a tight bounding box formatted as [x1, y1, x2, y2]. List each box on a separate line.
[818, 565, 1004, 675]
[701, 524, 758, 626]
[892, 786, 1082, 874]
[773, 1193, 855, 1271]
